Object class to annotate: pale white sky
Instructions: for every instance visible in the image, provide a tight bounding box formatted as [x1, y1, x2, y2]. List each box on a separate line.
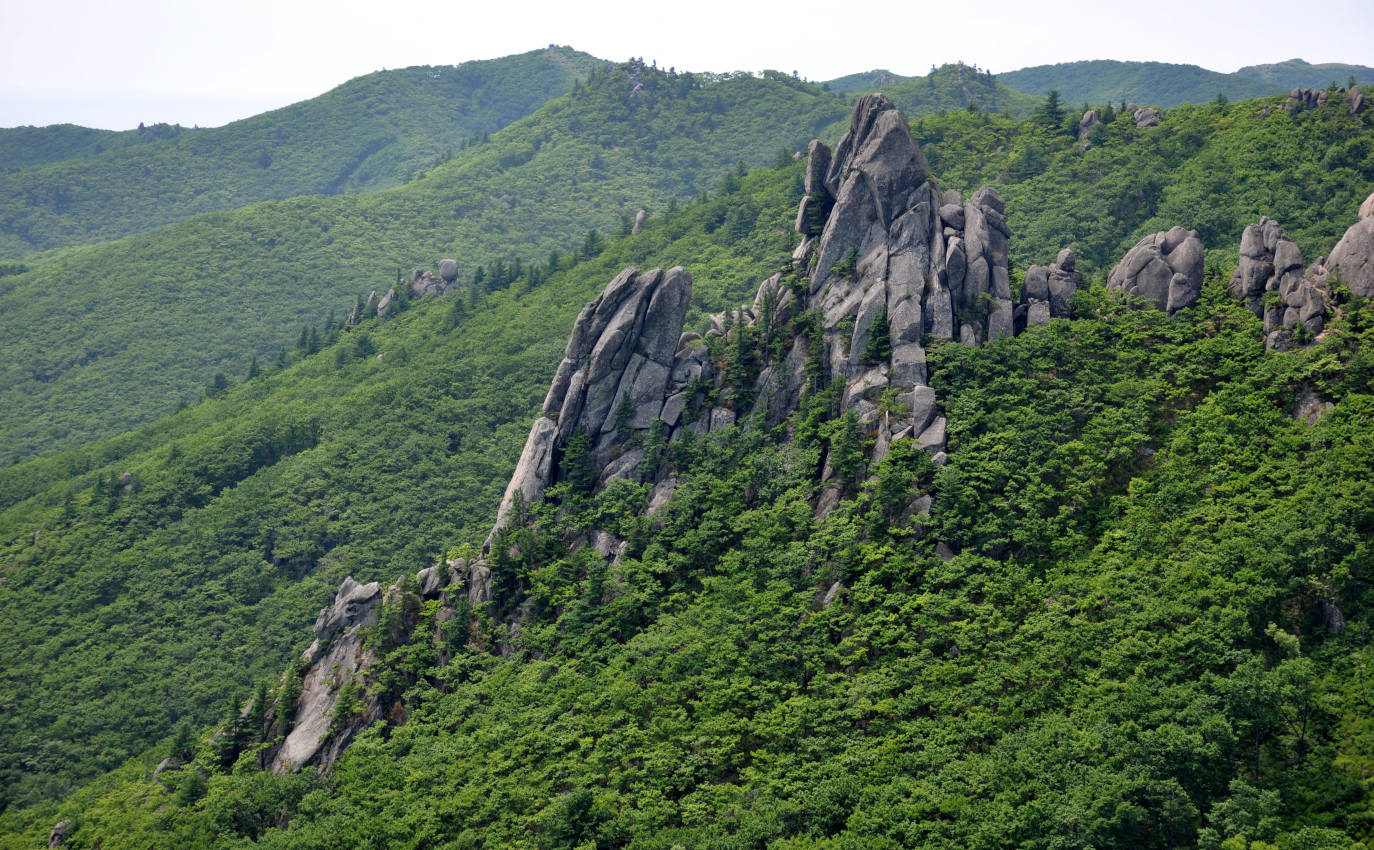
[2, 0, 1372, 130]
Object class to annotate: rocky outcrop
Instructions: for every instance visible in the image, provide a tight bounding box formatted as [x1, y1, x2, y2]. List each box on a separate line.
[1228, 216, 1329, 348]
[438, 259, 458, 283]
[410, 267, 451, 298]
[490, 266, 695, 541]
[1106, 226, 1204, 313]
[1327, 190, 1374, 299]
[270, 576, 380, 774]
[1133, 106, 1161, 128]
[1077, 110, 1101, 146]
[1019, 248, 1080, 330]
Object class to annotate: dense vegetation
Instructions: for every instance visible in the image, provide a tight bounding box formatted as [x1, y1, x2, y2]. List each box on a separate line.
[2, 54, 1374, 848]
[0, 162, 803, 812]
[0, 47, 604, 258]
[1235, 58, 1374, 91]
[5, 248, 1374, 849]
[912, 90, 1374, 272]
[997, 60, 1278, 108]
[0, 62, 853, 462]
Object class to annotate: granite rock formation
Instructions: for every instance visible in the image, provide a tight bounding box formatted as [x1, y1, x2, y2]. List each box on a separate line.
[269, 576, 380, 773]
[1327, 189, 1374, 299]
[1228, 216, 1329, 348]
[490, 266, 696, 541]
[1019, 248, 1080, 330]
[1106, 226, 1204, 313]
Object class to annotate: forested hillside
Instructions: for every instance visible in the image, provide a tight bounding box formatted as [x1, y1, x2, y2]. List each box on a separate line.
[1, 56, 1373, 850]
[0, 47, 604, 258]
[0, 62, 852, 463]
[1236, 58, 1374, 91]
[0, 163, 803, 812]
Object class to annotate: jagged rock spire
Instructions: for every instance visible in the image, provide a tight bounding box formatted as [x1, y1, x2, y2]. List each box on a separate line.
[490, 267, 693, 545]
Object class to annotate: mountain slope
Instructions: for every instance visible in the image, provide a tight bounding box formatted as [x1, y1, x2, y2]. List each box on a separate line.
[0, 124, 175, 173]
[7, 151, 1374, 850]
[1236, 58, 1374, 90]
[998, 59, 1279, 107]
[0, 163, 804, 812]
[0, 46, 604, 258]
[0, 62, 853, 463]
[826, 63, 1038, 117]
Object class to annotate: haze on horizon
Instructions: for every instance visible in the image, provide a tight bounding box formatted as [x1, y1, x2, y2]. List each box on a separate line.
[3, 0, 1372, 131]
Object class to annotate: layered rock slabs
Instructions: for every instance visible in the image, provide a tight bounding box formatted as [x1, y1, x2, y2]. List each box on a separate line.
[491, 266, 694, 542]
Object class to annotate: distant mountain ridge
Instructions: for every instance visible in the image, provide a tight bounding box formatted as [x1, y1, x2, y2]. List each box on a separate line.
[1235, 57, 1374, 90]
[997, 57, 1374, 108]
[0, 46, 604, 258]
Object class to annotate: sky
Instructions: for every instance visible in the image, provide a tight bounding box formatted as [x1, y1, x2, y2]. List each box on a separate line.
[3, 0, 1373, 130]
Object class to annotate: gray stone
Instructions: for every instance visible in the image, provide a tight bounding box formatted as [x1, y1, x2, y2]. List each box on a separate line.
[272, 576, 380, 774]
[1328, 214, 1374, 299]
[1134, 106, 1160, 127]
[1361, 189, 1374, 221]
[1077, 109, 1100, 144]
[938, 203, 965, 229]
[1106, 227, 1203, 312]
[1352, 86, 1366, 116]
[438, 258, 458, 282]
[632, 209, 647, 235]
[916, 416, 946, 452]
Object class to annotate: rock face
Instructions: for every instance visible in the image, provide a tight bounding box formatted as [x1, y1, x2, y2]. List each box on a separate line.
[270, 576, 380, 774]
[1328, 190, 1374, 299]
[1106, 226, 1204, 313]
[803, 94, 1012, 370]
[490, 266, 696, 541]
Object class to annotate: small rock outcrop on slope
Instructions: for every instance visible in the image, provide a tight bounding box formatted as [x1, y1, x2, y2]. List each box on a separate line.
[269, 576, 381, 773]
[1106, 226, 1204, 313]
[1019, 248, 1080, 331]
[1327, 190, 1374, 300]
[1228, 216, 1329, 349]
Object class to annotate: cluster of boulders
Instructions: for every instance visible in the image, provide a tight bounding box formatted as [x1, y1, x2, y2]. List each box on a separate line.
[1229, 217, 1327, 348]
[1106, 226, 1205, 313]
[1020, 248, 1081, 330]
[1224, 190, 1374, 349]
[1284, 86, 1368, 116]
[345, 259, 461, 326]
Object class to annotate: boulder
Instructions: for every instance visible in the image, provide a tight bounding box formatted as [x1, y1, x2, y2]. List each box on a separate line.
[1327, 194, 1374, 299]
[438, 258, 458, 283]
[1106, 227, 1203, 312]
[1134, 107, 1160, 127]
[632, 209, 647, 235]
[1077, 109, 1101, 144]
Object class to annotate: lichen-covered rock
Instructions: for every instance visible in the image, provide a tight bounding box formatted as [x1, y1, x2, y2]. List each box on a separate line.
[1107, 226, 1203, 312]
[1133, 106, 1160, 128]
